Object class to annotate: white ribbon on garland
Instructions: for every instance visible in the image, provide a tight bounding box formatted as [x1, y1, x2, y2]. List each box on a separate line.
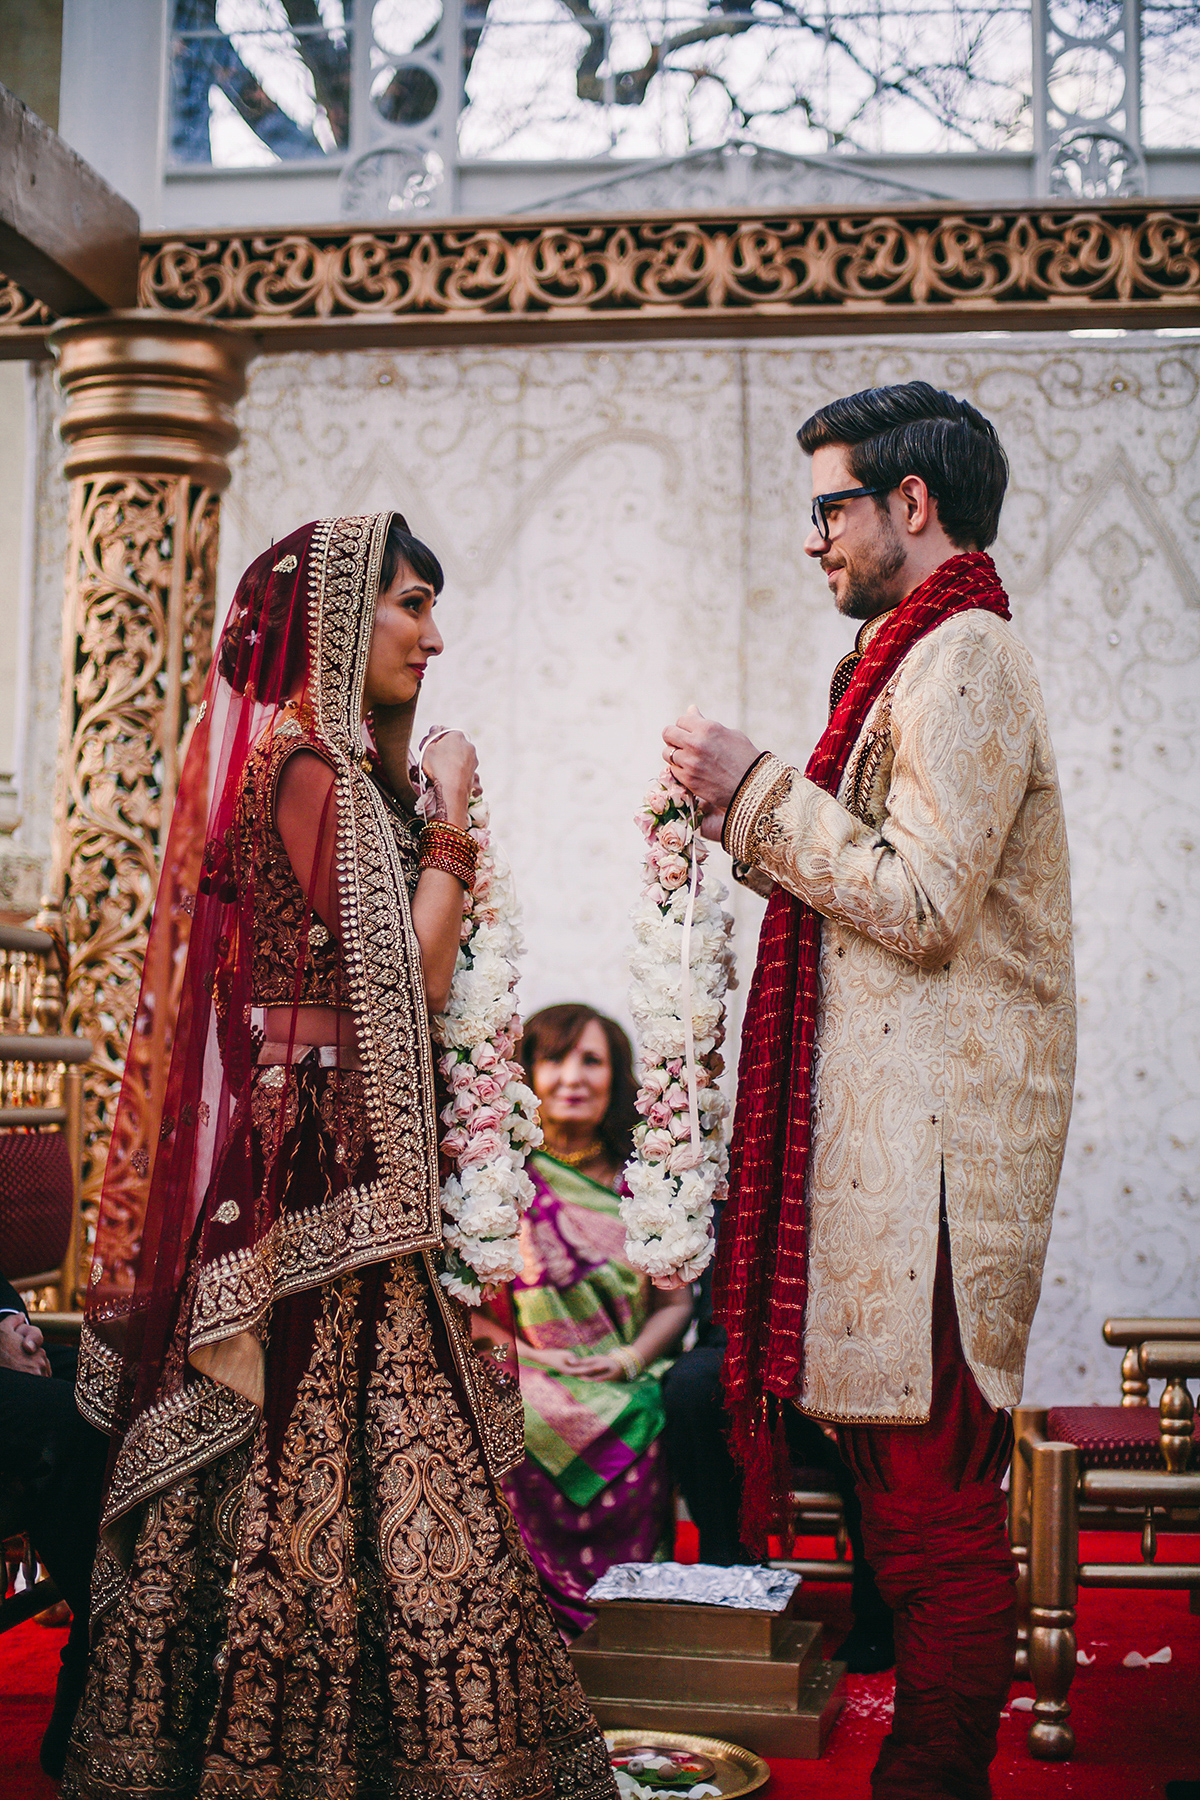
[677, 800, 703, 1163]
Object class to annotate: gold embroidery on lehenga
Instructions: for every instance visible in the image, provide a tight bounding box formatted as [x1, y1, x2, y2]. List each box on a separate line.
[292, 1453, 349, 1585]
[64, 1452, 245, 1796]
[98, 1370, 258, 1539]
[66, 1262, 616, 1800]
[378, 1446, 473, 1585]
[423, 1250, 525, 1481]
[365, 1260, 618, 1797]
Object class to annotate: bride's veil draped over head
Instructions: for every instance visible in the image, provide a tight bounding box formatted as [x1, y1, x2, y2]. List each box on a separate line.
[78, 512, 468, 1551]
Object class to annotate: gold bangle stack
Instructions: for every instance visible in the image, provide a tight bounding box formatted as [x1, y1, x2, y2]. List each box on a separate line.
[612, 1346, 646, 1382]
[418, 821, 478, 890]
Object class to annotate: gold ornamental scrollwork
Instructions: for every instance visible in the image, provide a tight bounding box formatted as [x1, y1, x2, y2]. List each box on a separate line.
[5, 202, 1199, 358]
[56, 476, 220, 1269]
[0, 276, 52, 328]
[133, 204, 1200, 344]
[48, 318, 249, 1288]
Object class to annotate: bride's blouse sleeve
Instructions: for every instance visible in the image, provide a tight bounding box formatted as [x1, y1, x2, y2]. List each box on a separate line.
[274, 747, 342, 937]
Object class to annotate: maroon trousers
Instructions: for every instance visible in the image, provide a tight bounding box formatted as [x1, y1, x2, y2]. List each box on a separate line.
[835, 1222, 1017, 1800]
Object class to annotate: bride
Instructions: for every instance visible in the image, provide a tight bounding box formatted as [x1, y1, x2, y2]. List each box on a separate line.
[64, 512, 617, 1800]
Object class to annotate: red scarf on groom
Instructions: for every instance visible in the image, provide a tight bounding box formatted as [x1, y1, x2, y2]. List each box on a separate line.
[713, 551, 1011, 1552]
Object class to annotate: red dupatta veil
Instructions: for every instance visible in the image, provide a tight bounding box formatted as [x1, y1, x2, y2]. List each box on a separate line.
[78, 513, 452, 1556]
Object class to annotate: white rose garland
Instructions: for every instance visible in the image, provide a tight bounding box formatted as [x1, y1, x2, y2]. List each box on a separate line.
[427, 778, 542, 1305]
[622, 766, 736, 1283]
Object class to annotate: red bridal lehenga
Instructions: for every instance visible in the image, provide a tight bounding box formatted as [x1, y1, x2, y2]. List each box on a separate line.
[62, 514, 617, 1800]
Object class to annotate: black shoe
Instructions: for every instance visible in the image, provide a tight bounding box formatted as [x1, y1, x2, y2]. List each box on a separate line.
[1165, 1784, 1200, 1799]
[834, 1618, 896, 1674]
[39, 1662, 86, 1781]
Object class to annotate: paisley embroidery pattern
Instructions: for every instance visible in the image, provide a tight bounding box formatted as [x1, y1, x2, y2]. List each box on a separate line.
[741, 613, 1075, 1424]
[63, 1262, 616, 1799]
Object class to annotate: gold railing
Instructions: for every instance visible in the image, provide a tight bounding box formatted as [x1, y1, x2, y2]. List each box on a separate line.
[0, 917, 93, 1311]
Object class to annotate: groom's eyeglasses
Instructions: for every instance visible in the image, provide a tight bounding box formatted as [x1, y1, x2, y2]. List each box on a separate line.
[811, 486, 891, 544]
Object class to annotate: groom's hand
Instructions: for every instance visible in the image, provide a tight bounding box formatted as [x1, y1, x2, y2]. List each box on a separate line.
[663, 707, 760, 835]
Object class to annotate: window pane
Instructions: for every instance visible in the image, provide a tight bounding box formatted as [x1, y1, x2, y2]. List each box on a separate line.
[1142, 0, 1200, 148]
[372, 0, 442, 57]
[170, 2, 352, 166]
[459, 0, 1041, 162]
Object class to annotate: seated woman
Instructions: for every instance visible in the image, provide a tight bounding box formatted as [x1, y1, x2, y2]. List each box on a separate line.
[504, 1003, 692, 1637]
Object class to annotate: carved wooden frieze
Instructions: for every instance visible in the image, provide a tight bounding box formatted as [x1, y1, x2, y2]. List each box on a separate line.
[4, 203, 1198, 357]
[132, 204, 1200, 344]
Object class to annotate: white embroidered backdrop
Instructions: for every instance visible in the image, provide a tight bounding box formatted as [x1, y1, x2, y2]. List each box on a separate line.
[22, 334, 1200, 1404]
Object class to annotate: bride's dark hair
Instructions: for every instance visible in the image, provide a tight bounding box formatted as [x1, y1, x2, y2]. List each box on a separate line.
[380, 517, 444, 597]
[218, 513, 444, 697]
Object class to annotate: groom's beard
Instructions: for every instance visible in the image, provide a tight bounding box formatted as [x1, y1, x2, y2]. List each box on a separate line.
[827, 520, 907, 621]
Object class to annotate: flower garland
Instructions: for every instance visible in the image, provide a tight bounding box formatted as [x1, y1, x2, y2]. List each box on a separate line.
[427, 777, 542, 1305]
[622, 765, 736, 1283]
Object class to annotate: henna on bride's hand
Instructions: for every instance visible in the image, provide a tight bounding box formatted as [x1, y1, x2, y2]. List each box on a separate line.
[424, 774, 448, 822]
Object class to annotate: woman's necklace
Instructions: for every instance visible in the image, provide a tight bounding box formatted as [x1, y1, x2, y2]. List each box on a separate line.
[547, 1138, 606, 1169]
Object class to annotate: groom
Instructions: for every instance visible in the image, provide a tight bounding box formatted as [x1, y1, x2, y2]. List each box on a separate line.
[663, 381, 1076, 1798]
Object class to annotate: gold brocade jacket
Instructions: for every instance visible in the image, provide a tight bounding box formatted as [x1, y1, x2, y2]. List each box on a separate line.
[724, 610, 1076, 1424]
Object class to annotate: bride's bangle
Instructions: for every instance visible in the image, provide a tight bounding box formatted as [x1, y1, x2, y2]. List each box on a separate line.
[612, 1346, 646, 1382]
[418, 821, 478, 889]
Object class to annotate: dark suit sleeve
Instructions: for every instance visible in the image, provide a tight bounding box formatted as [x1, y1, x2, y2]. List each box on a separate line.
[0, 1276, 28, 1317]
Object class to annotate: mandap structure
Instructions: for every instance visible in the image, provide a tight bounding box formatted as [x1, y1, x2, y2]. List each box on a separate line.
[1, 79, 1198, 1301]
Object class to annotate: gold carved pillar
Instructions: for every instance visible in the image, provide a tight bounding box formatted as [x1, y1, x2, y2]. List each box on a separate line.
[47, 315, 250, 1291]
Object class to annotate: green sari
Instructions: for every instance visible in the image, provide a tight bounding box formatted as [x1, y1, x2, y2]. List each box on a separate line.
[503, 1153, 674, 1633]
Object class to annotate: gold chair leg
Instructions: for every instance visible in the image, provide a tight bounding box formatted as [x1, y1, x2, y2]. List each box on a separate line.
[1027, 1439, 1079, 1760]
[56, 1062, 86, 1311]
[1010, 1406, 1045, 1681]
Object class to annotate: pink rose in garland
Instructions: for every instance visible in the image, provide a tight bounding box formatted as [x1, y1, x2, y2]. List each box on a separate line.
[623, 764, 736, 1283]
[425, 768, 542, 1305]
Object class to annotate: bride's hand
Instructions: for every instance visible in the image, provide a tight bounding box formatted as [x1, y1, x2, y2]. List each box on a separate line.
[420, 730, 477, 828]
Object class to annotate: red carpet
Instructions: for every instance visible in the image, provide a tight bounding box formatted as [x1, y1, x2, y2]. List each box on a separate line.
[3, 1531, 1196, 1797]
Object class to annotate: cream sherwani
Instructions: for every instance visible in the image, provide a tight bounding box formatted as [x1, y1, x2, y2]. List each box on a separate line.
[724, 608, 1075, 1425]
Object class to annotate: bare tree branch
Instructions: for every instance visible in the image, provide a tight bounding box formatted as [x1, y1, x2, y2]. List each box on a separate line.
[279, 0, 351, 148]
[560, 1, 1039, 155]
[173, 0, 324, 161]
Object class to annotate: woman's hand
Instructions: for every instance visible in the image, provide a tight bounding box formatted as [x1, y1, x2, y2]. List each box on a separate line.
[517, 1345, 630, 1381]
[420, 730, 477, 829]
[518, 1345, 587, 1375]
[560, 1352, 627, 1382]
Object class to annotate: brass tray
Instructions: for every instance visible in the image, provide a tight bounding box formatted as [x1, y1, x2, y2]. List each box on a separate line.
[605, 1729, 770, 1798]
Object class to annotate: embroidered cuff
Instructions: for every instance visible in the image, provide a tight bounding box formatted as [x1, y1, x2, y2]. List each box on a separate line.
[722, 752, 795, 865]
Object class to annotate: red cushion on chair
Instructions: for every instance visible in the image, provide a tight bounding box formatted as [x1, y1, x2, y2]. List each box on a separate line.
[1047, 1404, 1172, 1470]
[0, 1130, 74, 1286]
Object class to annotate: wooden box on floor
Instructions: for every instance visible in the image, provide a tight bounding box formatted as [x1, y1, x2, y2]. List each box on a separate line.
[569, 1591, 845, 1759]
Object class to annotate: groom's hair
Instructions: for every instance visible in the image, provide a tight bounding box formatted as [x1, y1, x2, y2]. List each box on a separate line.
[797, 381, 1008, 550]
